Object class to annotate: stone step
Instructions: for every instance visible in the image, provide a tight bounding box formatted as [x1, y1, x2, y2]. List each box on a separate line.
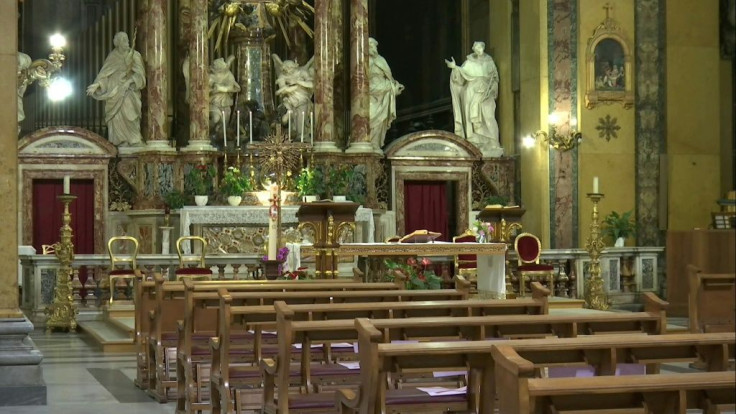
[77, 320, 135, 353]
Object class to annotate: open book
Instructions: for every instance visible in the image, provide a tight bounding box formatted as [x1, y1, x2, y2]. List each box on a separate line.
[399, 230, 441, 243]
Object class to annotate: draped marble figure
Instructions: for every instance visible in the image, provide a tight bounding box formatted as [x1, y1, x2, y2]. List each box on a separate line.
[273, 54, 314, 139]
[369, 38, 404, 149]
[87, 32, 146, 147]
[445, 41, 502, 156]
[17, 52, 32, 130]
[209, 55, 240, 135]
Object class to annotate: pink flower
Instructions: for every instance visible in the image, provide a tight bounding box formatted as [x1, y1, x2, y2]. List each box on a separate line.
[407, 257, 417, 266]
[421, 257, 431, 267]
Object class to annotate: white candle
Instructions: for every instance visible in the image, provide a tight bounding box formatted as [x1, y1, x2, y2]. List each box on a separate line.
[310, 111, 314, 145]
[63, 176, 70, 194]
[593, 176, 599, 193]
[222, 110, 227, 147]
[287, 110, 292, 141]
[267, 184, 279, 260]
[300, 112, 305, 143]
[236, 110, 241, 147]
[249, 111, 253, 144]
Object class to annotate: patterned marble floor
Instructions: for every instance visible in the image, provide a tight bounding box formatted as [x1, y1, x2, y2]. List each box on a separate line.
[0, 329, 176, 414]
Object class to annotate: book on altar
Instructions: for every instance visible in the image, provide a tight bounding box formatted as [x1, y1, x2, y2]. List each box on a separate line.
[399, 230, 441, 243]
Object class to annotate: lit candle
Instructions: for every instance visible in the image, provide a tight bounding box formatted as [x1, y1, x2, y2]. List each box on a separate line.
[300, 111, 305, 143]
[287, 110, 292, 141]
[310, 111, 314, 145]
[63, 176, 70, 194]
[222, 110, 227, 147]
[249, 111, 253, 144]
[267, 184, 279, 260]
[236, 110, 241, 147]
[593, 176, 599, 193]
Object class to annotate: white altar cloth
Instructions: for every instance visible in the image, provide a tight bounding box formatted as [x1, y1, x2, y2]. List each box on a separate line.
[179, 206, 375, 253]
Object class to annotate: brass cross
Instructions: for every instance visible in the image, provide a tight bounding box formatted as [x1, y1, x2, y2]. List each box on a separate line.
[603, 2, 614, 19]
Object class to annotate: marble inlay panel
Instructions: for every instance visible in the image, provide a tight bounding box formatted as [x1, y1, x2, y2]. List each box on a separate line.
[641, 257, 655, 290]
[635, 0, 666, 246]
[40, 270, 57, 305]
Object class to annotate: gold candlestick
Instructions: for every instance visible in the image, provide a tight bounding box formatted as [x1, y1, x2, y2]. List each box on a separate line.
[585, 192, 609, 310]
[45, 194, 79, 332]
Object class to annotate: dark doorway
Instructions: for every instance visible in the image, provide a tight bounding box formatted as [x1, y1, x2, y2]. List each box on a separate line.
[404, 180, 457, 241]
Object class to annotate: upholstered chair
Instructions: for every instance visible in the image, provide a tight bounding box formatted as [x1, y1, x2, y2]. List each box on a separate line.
[175, 236, 213, 281]
[107, 236, 140, 304]
[453, 229, 478, 285]
[514, 232, 555, 296]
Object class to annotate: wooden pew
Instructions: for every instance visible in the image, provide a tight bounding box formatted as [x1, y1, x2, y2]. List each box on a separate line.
[687, 264, 735, 333]
[134, 275, 399, 390]
[172, 283, 471, 411]
[336, 326, 734, 414]
[492, 341, 736, 413]
[252, 292, 669, 414]
[144, 276, 418, 400]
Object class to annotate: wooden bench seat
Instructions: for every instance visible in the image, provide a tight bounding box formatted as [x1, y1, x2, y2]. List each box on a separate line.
[249, 293, 668, 414]
[173, 282, 471, 412]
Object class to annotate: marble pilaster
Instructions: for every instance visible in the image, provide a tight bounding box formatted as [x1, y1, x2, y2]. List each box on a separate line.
[314, 0, 341, 153]
[345, 0, 372, 154]
[0, 0, 46, 405]
[144, 0, 171, 147]
[184, 0, 216, 152]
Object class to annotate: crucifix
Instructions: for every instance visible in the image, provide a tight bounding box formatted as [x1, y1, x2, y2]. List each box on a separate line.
[603, 2, 614, 20]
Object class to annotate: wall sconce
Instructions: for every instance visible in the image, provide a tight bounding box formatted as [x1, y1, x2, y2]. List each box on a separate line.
[17, 34, 68, 131]
[530, 112, 583, 151]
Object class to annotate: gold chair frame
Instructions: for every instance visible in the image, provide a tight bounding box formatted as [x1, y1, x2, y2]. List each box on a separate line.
[107, 236, 139, 305]
[175, 236, 213, 281]
[453, 229, 478, 283]
[514, 232, 555, 297]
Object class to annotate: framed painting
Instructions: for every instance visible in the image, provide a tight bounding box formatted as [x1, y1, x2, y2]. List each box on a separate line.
[585, 16, 634, 109]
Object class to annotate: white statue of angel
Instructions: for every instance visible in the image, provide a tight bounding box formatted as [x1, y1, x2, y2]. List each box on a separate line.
[209, 55, 240, 133]
[272, 54, 314, 139]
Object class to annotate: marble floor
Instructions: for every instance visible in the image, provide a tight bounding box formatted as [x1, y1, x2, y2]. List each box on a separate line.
[0, 329, 176, 414]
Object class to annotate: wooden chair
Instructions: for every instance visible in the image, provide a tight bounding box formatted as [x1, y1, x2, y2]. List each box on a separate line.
[107, 236, 140, 305]
[175, 236, 213, 281]
[514, 233, 554, 297]
[385, 235, 401, 243]
[453, 230, 478, 284]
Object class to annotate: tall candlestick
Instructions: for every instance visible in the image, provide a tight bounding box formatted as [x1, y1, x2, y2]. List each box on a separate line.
[267, 184, 279, 260]
[593, 176, 599, 193]
[222, 110, 227, 147]
[310, 111, 314, 145]
[249, 111, 253, 144]
[300, 111, 305, 143]
[236, 110, 241, 147]
[63, 176, 70, 194]
[287, 110, 292, 141]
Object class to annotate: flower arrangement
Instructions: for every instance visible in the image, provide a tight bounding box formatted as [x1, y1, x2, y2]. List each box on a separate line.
[186, 164, 216, 196]
[282, 266, 309, 280]
[262, 246, 290, 276]
[472, 220, 495, 242]
[326, 165, 354, 197]
[220, 167, 251, 197]
[384, 257, 442, 290]
[602, 210, 636, 245]
[295, 167, 322, 197]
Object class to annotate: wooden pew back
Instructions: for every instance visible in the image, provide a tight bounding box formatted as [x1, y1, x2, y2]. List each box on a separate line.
[687, 264, 736, 333]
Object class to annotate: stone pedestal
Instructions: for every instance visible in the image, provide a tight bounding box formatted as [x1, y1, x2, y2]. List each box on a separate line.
[0, 317, 46, 406]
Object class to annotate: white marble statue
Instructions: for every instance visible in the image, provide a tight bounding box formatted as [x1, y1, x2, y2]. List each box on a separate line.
[182, 54, 190, 104]
[17, 52, 32, 130]
[86, 32, 146, 147]
[209, 55, 240, 134]
[369, 38, 404, 150]
[445, 41, 502, 156]
[272, 54, 314, 139]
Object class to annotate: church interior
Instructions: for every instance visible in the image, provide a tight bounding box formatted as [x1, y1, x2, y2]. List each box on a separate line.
[0, 0, 735, 412]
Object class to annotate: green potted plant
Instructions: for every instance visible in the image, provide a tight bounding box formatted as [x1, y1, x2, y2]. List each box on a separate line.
[219, 167, 251, 206]
[295, 167, 322, 202]
[602, 210, 636, 247]
[186, 164, 216, 206]
[483, 195, 508, 208]
[327, 165, 354, 201]
[163, 190, 186, 210]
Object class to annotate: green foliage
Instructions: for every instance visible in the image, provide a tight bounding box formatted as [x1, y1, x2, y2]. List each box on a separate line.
[163, 190, 187, 210]
[483, 195, 508, 206]
[295, 167, 323, 196]
[384, 257, 442, 290]
[186, 164, 216, 196]
[219, 167, 251, 196]
[602, 210, 636, 241]
[326, 165, 354, 196]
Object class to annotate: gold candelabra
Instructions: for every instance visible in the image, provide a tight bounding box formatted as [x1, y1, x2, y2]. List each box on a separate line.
[45, 194, 79, 332]
[584, 192, 609, 310]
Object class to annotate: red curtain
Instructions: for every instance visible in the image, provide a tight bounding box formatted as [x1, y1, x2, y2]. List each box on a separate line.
[32, 179, 95, 254]
[404, 181, 449, 241]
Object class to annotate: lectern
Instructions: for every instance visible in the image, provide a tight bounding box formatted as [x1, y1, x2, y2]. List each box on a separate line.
[297, 202, 359, 278]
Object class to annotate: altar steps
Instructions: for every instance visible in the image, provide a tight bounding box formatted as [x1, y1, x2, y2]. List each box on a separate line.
[78, 304, 135, 353]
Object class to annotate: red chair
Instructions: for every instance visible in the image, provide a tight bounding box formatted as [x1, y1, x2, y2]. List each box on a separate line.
[175, 236, 213, 281]
[514, 232, 555, 296]
[453, 230, 478, 283]
[107, 236, 139, 305]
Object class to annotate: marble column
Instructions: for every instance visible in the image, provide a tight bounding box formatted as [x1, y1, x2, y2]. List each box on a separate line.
[183, 0, 216, 152]
[313, 0, 341, 153]
[0, 0, 46, 406]
[345, 0, 373, 154]
[144, 0, 174, 151]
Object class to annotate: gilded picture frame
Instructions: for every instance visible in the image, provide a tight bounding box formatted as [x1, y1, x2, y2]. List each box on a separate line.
[585, 16, 634, 109]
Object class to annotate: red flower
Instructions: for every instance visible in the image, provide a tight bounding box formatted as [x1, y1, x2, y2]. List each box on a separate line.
[407, 257, 417, 266]
[421, 257, 432, 267]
